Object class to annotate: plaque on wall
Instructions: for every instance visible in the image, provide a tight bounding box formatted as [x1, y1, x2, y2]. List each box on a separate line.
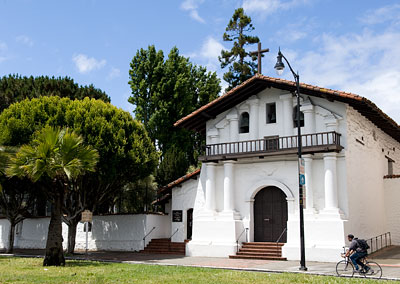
[172, 210, 183, 222]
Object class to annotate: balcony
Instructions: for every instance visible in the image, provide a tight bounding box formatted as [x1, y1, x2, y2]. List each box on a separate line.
[200, 131, 343, 162]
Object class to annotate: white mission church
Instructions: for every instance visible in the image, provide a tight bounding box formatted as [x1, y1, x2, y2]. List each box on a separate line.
[1, 74, 400, 262]
[154, 74, 400, 262]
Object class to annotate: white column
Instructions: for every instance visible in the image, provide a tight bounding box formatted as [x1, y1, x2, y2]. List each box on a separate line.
[205, 163, 217, 212]
[323, 152, 338, 211]
[223, 161, 235, 212]
[324, 115, 339, 145]
[248, 97, 259, 140]
[280, 94, 293, 137]
[301, 103, 315, 135]
[303, 154, 314, 212]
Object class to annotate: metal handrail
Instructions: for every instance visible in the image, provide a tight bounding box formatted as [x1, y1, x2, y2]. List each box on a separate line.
[236, 228, 249, 253]
[169, 228, 179, 241]
[367, 232, 391, 254]
[143, 226, 156, 248]
[275, 228, 287, 256]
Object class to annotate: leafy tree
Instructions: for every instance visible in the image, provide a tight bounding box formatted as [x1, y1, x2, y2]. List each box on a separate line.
[129, 46, 220, 184]
[219, 8, 259, 91]
[0, 74, 110, 113]
[155, 146, 189, 186]
[6, 127, 99, 266]
[0, 97, 158, 253]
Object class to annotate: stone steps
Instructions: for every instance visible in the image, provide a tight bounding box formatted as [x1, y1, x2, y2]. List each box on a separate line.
[140, 238, 186, 255]
[229, 242, 286, 261]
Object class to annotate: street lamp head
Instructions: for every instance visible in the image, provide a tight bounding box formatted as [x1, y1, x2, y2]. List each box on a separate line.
[274, 49, 285, 76]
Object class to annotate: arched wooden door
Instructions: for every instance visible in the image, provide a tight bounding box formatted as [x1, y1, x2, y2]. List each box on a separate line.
[254, 186, 288, 242]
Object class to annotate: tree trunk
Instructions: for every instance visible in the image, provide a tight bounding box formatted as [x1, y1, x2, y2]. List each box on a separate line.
[67, 217, 80, 254]
[43, 190, 65, 266]
[7, 222, 15, 254]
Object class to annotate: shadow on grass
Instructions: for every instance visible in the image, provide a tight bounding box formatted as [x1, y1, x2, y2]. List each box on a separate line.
[66, 260, 113, 267]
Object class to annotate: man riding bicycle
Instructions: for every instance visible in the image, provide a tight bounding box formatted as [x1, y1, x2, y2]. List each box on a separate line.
[345, 234, 370, 273]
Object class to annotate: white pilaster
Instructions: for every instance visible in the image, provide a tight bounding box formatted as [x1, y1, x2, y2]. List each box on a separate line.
[227, 113, 239, 142]
[248, 97, 259, 140]
[205, 162, 217, 212]
[280, 94, 293, 137]
[301, 103, 315, 135]
[303, 154, 315, 213]
[322, 152, 342, 216]
[223, 161, 235, 212]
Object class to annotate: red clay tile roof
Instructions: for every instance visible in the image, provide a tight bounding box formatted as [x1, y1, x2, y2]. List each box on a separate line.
[174, 74, 400, 143]
[152, 169, 201, 205]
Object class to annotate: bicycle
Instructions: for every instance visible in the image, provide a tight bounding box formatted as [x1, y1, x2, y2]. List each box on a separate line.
[336, 247, 382, 279]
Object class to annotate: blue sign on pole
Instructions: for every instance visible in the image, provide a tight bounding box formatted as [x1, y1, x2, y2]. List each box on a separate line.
[299, 174, 306, 185]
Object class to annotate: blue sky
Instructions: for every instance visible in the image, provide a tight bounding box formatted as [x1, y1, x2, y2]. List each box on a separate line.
[1, 0, 400, 123]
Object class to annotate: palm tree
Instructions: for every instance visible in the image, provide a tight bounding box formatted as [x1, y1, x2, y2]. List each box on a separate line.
[6, 127, 99, 266]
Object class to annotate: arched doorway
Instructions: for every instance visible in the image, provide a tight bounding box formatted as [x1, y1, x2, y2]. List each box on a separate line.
[254, 186, 288, 242]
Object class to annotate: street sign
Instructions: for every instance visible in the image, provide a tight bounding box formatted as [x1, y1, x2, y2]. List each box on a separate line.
[299, 174, 306, 185]
[81, 210, 93, 223]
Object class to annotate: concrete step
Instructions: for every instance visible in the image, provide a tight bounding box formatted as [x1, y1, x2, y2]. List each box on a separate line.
[237, 251, 282, 257]
[229, 254, 287, 260]
[239, 247, 281, 252]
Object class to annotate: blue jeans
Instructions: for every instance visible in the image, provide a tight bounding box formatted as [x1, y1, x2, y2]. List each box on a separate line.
[350, 251, 367, 270]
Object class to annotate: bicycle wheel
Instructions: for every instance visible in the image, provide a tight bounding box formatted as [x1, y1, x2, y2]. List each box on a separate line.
[336, 260, 355, 277]
[363, 261, 382, 279]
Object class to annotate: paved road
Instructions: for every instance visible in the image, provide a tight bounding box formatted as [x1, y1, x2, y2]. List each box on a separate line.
[2, 249, 400, 281]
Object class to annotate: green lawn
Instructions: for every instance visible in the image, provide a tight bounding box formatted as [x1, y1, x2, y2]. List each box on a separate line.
[0, 256, 393, 284]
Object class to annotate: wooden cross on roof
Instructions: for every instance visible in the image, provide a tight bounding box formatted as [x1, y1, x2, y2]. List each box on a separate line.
[250, 42, 269, 74]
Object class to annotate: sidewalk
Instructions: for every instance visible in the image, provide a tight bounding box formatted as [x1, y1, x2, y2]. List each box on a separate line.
[4, 249, 400, 281]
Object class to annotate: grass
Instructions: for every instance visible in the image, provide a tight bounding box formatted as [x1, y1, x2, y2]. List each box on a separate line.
[0, 256, 394, 284]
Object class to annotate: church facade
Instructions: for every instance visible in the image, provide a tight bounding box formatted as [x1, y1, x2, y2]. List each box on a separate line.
[156, 74, 400, 262]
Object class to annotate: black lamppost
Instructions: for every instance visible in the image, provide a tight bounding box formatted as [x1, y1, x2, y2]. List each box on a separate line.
[274, 48, 307, 271]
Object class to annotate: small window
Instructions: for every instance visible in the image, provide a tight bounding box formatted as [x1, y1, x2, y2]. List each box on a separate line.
[239, 112, 249, 133]
[266, 103, 276, 124]
[293, 106, 304, 128]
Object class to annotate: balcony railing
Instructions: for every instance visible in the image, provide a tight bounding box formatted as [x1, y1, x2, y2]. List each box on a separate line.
[200, 131, 343, 161]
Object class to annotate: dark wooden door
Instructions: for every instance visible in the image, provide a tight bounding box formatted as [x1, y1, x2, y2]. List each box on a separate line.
[254, 187, 287, 242]
[187, 208, 193, 240]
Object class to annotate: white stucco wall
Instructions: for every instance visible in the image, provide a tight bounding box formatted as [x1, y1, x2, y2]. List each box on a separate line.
[0, 214, 169, 251]
[170, 177, 198, 242]
[345, 106, 400, 240]
[384, 178, 400, 245]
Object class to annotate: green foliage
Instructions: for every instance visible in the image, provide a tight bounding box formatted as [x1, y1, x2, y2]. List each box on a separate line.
[219, 8, 259, 91]
[6, 127, 99, 182]
[0, 74, 110, 113]
[119, 175, 157, 213]
[0, 96, 158, 210]
[129, 46, 220, 185]
[156, 146, 190, 186]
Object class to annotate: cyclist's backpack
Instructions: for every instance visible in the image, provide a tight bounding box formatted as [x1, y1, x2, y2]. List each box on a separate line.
[357, 239, 370, 250]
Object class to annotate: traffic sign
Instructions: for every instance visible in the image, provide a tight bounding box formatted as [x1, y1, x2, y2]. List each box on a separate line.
[299, 174, 306, 185]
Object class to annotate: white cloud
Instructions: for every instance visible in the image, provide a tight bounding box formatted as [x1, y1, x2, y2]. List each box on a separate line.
[243, 0, 311, 17]
[16, 35, 33, 47]
[107, 67, 121, 80]
[72, 54, 106, 74]
[189, 36, 225, 72]
[360, 4, 400, 26]
[294, 29, 400, 123]
[0, 42, 7, 51]
[180, 0, 205, 23]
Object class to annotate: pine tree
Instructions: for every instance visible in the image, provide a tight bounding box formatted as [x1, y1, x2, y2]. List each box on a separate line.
[219, 8, 259, 91]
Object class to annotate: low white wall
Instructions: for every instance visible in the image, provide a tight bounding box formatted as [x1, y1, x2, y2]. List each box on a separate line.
[0, 214, 170, 252]
[384, 178, 400, 245]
